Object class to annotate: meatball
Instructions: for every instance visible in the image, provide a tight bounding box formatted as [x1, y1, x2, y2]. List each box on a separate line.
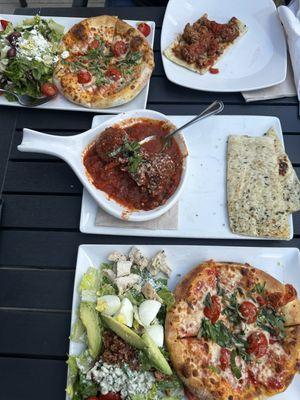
[95, 126, 127, 162]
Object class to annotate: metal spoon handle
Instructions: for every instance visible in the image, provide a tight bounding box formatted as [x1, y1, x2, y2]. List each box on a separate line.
[165, 100, 224, 140]
[0, 88, 18, 100]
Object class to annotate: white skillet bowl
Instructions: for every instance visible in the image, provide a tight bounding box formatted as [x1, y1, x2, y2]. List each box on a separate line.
[18, 109, 189, 222]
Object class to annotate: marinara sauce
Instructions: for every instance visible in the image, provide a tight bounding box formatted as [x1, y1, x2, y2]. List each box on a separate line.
[83, 118, 184, 211]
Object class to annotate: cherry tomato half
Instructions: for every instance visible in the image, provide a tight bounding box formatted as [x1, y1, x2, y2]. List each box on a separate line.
[248, 369, 258, 386]
[219, 348, 231, 371]
[98, 394, 122, 400]
[239, 301, 258, 324]
[247, 332, 268, 358]
[105, 67, 122, 81]
[137, 22, 151, 37]
[77, 70, 92, 84]
[1, 19, 9, 30]
[41, 82, 58, 97]
[283, 283, 297, 305]
[113, 41, 128, 57]
[90, 39, 99, 49]
[209, 67, 219, 74]
[204, 295, 221, 324]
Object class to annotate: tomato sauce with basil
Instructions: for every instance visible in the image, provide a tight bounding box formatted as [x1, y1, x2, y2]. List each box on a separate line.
[83, 118, 183, 210]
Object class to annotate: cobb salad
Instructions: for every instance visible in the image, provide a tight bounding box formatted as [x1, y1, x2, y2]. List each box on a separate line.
[67, 247, 184, 400]
[0, 15, 63, 99]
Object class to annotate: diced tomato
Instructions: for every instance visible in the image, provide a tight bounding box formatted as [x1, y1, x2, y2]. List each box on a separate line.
[105, 67, 122, 81]
[239, 301, 258, 324]
[1, 19, 9, 30]
[256, 295, 266, 306]
[77, 70, 92, 84]
[137, 22, 151, 37]
[283, 284, 297, 305]
[248, 369, 258, 385]
[113, 41, 128, 57]
[247, 332, 268, 358]
[41, 82, 58, 97]
[219, 348, 231, 371]
[184, 387, 198, 400]
[209, 67, 219, 74]
[267, 377, 284, 391]
[90, 39, 99, 49]
[204, 295, 221, 324]
[98, 394, 122, 400]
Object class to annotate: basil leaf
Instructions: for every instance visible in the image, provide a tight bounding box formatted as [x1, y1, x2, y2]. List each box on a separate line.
[230, 350, 242, 379]
[203, 292, 212, 308]
[200, 319, 233, 348]
[257, 307, 285, 339]
[251, 282, 266, 294]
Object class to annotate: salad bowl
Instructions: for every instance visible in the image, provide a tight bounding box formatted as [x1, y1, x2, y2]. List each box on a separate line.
[18, 109, 189, 222]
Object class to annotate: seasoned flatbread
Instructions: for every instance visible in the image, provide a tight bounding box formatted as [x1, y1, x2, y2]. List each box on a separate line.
[265, 127, 300, 213]
[54, 15, 154, 108]
[164, 14, 247, 75]
[166, 260, 300, 400]
[227, 135, 290, 239]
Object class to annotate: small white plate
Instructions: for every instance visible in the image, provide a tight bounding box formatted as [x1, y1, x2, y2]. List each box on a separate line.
[68, 244, 300, 400]
[0, 14, 155, 113]
[161, 0, 287, 92]
[79, 114, 293, 240]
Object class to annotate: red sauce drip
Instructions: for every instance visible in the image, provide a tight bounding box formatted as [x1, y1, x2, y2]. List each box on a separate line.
[83, 118, 183, 211]
[209, 67, 219, 74]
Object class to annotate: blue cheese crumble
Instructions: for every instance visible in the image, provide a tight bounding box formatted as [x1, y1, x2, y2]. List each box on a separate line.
[87, 362, 155, 399]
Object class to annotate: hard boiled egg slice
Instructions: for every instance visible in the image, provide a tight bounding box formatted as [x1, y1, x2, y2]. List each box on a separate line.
[96, 295, 121, 316]
[145, 324, 164, 348]
[114, 298, 133, 327]
[138, 300, 161, 327]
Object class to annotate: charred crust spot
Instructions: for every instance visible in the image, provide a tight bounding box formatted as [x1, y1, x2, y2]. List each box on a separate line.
[241, 267, 249, 276]
[72, 23, 88, 41]
[204, 342, 209, 353]
[181, 363, 191, 378]
[279, 156, 289, 176]
[192, 369, 198, 377]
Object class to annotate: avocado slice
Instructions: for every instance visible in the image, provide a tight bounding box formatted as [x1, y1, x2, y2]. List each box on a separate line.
[142, 331, 173, 375]
[79, 302, 102, 359]
[101, 315, 145, 350]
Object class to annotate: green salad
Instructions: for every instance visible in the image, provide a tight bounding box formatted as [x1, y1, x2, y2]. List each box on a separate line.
[0, 15, 64, 99]
[67, 247, 184, 400]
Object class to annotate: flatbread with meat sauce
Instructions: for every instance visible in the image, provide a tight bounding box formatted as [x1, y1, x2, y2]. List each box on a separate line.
[165, 260, 300, 400]
[54, 16, 154, 108]
[164, 14, 247, 75]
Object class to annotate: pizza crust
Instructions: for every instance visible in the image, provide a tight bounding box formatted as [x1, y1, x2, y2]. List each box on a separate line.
[163, 14, 247, 75]
[54, 15, 154, 109]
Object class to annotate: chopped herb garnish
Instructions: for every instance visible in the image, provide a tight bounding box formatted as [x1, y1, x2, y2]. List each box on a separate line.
[222, 291, 241, 326]
[251, 282, 266, 294]
[208, 365, 221, 374]
[203, 292, 212, 308]
[230, 350, 242, 379]
[257, 307, 285, 339]
[216, 279, 225, 296]
[200, 319, 233, 348]
[109, 139, 143, 174]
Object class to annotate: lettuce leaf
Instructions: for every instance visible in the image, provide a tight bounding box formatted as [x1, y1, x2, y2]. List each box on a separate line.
[79, 267, 101, 302]
[70, 318, 86, 343]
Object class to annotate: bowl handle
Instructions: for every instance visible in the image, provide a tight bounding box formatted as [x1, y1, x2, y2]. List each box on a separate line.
[18, 128, 75, 160]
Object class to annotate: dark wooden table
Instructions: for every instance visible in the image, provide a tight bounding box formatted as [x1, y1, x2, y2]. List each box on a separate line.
[0, 6, 299, 400]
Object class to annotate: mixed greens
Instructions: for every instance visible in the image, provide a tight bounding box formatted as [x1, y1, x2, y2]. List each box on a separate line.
[67, 247, 183, 400]
[0, 15, 63, 99]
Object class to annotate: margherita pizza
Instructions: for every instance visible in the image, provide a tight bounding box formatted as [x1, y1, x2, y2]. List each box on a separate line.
[164, 14, 247, 75]
[165, 260, 300, 400]
[53, 16, 154, 108]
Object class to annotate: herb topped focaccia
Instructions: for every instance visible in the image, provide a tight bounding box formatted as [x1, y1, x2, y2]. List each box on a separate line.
[54, 15, 154, 108]
[164, 14, 247, 75]
[165, 260, 300, 400]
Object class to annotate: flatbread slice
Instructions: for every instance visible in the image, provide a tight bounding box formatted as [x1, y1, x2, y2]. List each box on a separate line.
[227, 135, 290, 239]
[265, 127, 300, 213]
[164, 14, 247, 75]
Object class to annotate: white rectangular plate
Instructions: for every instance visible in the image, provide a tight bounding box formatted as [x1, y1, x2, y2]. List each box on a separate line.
[161, 0, 287, 92]
[79, 114, 293, 240]
[0, 14, 155, 113]
[68, 244, 300, 400]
